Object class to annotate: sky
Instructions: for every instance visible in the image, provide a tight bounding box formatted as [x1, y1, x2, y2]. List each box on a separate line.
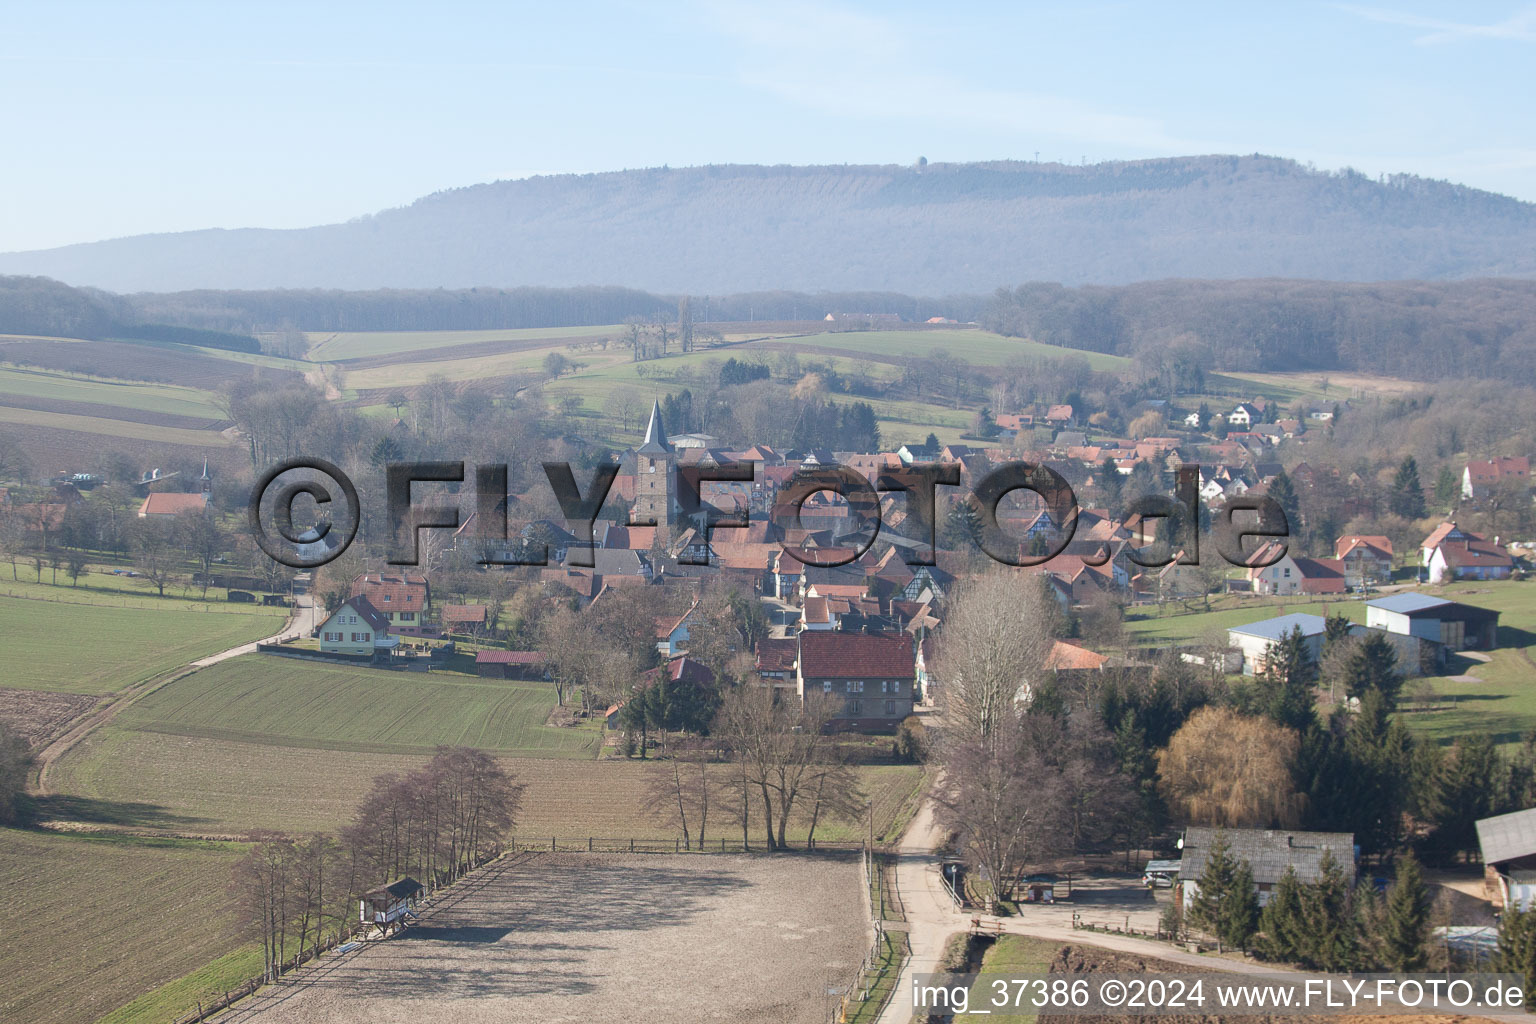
[2, 0, 1534, 252]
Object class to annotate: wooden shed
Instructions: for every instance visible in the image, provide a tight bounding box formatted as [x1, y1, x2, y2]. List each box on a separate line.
[360, 877, 423, 929]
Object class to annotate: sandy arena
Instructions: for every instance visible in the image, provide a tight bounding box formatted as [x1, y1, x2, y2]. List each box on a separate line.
[217, 851, 871, 1024]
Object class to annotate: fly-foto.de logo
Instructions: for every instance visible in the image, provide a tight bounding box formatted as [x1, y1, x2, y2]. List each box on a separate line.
[248, 457, 1292, 572]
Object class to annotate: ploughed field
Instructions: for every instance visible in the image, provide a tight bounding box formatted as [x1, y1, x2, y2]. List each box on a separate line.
[216, 851, 869, 1024]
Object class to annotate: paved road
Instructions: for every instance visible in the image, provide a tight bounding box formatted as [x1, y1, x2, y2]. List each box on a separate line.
[192, 592, 319, 667]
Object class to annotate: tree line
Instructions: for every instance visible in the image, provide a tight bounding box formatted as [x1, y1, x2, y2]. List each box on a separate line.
[229, 746, 520, 982]
[984, 278, 1536, 382]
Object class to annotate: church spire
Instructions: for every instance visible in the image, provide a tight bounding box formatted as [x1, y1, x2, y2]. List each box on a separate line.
[636, 400, 672, 455]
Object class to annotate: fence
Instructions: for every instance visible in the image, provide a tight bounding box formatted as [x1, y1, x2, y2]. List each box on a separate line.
[165, 848, 506, 1024]
[505, 835, 869, 854]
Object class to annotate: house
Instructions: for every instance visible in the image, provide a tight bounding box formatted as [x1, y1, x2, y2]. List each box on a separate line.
[1227, 402, 1262, 428]
[1335, 535, 1394, 589]
[797, 631, 915, 733]
[360, 877, 422, 930]
[349, 573, 430, 629]
[440, 604, 487, 634]
[316, 596, 400, 661]
[1476, 808, 1536, 910]
[1420, 523, 1514, 583]
[473, 649, 547, 679]
[137, 491, 210, 517]
[606, 655, 718, 729]
[1367, 593, 1500, 651]
[1182, 410, 1203, 429]
[1244, 542, 1345, 596]
[1178, 828, 1354, 910]
[1227, 613, 1329, 675]
[1463, 456, 1530, 501]
[655, 600, 699, 656]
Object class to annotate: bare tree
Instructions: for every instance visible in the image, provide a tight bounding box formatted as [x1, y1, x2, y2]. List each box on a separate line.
[129, 521, 179, 597]
[934, 571, 1057, 748]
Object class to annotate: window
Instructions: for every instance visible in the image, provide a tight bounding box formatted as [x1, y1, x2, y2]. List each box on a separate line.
[401, 611, 415, 621]
[849, 681, 864, 693]
[324, 631, 342, 642]
[1282, 567, 1291, 577]
[849, 700, 861, 715]
[822, 681, 832, 693]
[884, 700, 895, 716]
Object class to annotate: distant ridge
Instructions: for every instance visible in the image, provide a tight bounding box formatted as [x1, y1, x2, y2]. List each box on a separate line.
[4, 155, 1535, 293]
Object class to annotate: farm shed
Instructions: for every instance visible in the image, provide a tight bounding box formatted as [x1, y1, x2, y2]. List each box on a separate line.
[474, 649, 548, 679]
[1476, 808, 1536, 910]
[361, 877, 423, 928]
[1367, 593, 1499, 652]
[1178, 827, 1354, 909]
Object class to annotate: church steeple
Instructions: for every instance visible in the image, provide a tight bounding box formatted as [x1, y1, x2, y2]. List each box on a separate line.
[636, 400, 672, 455]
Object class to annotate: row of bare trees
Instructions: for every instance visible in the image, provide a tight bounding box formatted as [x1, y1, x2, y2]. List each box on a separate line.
[229, 747, 521, 982]
[639, 688, 866, 853]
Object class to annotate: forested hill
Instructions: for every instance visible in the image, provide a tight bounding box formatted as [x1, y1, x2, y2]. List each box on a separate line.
[5, 156, 1536, 293]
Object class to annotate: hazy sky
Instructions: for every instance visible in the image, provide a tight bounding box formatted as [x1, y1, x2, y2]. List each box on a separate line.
[3, 1, 1534, 252]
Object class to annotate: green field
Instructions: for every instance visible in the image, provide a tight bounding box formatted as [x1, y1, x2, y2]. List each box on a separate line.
[342, 346, 565, 389]
[1126, 595, 1366, 645]
[746, 329, 1133, 372]
[0, 828, 246, 1024]
[0, 404, 231, 446]
[307, 324, 625, 362]
[54, 718, 925, 840]
[1392, 582, 1536, 748]
[0, 594, 284, 694]
[0, 366, 226, 419]
[119, 656, 602, 757]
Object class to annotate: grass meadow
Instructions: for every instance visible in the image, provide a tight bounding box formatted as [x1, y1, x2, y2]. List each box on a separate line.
[118, 656, 603, 757]
[0, 365, 227, 419]
[306, 324, 625, 361]
[54, 715, 926, 841]
[0, 593, 284, 694]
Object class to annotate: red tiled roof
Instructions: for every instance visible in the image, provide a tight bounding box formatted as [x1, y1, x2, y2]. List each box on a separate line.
[1439, 540, 1512, 569]
[755, 637, 798, 673]
[351, 573, 429, 612]
[1336, 535, 1393, 560]
[442, 604, 487, 624]
[138, 492, 208, 516]
[1045, 641, 1109, 671]
[798, 631, 914, 680]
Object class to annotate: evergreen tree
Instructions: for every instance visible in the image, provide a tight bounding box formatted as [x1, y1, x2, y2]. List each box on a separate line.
[1190, 832, 1259, 950]
[1297, 851, 1358, 970]
[1222, 860, 1261, 950]
[1342, 631, 1403, 709]
[1259, 625, 1318, 732]
[1381, 854, 1432, 971]
[1258, 866, 1307, 961]
[1097, 456, 1123, 507]
[1344, 690, 1413, 855]
[1424, 734, 1504, 863]
[1499, 904, 1536, 1008]
[1267, 470, 1301, 531]
[1391, 456, 1428, 519]
[1434, 465, 1460, 511]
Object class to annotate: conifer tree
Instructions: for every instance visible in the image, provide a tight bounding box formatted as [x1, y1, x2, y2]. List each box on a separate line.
[1260, 625, 1319, 732]
[1258, 866, 1307, 961]
[1297, 851, 1357, 970]
[1381, 853, 1432, 971]
[1391, 456, 1427, 519]
[1499, 903, 1536, 1007]
[1190, 832, 1259, 950]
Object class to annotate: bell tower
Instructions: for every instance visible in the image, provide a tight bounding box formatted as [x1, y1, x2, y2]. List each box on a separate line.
[631, 400, 675, 533]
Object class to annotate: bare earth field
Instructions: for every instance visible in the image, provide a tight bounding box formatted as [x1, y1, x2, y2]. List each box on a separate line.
[219, 851, 869, 1024]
